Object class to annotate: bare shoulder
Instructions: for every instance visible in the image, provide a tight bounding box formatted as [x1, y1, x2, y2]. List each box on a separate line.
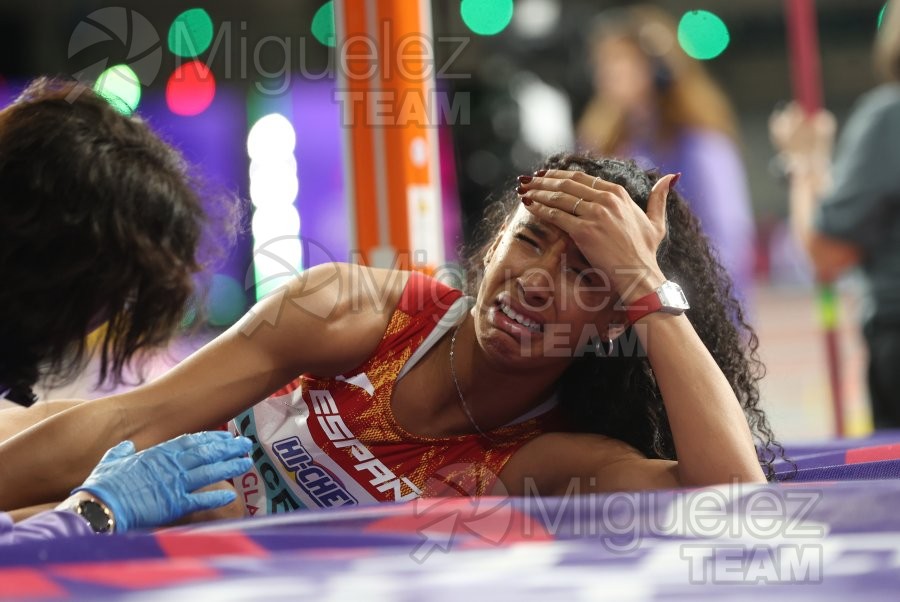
[235, 263, 411, 378]
[282, 262, 409, 323]
[323, 263, 410, 329]
[498, 431, 680, 495]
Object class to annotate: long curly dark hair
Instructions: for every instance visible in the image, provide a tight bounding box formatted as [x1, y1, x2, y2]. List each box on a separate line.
[463, 153, 786, 480]
[0, 78, 242, 406]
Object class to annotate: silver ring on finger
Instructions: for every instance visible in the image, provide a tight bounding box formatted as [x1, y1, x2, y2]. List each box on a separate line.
[572, 197, 583, 216]
[592, 176, 601, 189]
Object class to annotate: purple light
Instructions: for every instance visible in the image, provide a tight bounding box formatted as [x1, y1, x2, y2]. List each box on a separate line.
[291, 79, 349, 266]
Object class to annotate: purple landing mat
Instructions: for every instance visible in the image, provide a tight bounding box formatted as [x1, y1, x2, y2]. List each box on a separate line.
[773, 430, 900, 458]
[771, 430, 900, 479]
[3, 433, 900, 600]
[2, 479, 900, 601]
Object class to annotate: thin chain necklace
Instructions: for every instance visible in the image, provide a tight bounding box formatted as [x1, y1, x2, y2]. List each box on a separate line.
[449, 323, 496, 442]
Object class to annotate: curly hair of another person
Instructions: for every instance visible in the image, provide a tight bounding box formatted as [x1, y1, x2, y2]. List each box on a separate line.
[0, 77, 246, 400]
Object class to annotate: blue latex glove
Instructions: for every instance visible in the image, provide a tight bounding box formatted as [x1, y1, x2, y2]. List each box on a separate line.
[73, 431, 252, 532]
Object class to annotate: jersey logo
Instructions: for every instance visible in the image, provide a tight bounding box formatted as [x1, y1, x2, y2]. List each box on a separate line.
[272, 436, 358, 508]
[235, 411, 307, 514]
[335, 372, 375, 396]
[308, 388, 422, 502]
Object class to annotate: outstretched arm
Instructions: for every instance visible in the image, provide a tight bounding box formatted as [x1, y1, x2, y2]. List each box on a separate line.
[0, 263, 406, 510]
[0, 400, 82, 444]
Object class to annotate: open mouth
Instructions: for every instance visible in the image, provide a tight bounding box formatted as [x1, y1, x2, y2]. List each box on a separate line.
[496, 295, 543, 333]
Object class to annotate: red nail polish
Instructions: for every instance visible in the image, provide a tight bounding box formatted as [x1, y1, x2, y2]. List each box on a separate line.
[520, 196, 533, 206]
[517, 175, 533, 184]
[671, 172, 682, 186]
[534, 169, 547, 177]
[515, 185, 527, 195]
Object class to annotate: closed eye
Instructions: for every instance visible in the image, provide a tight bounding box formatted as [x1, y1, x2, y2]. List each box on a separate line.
[578, 269, 597, 285]
[563, 259, 597, 284]
[563, 263, 591, 280]
[514, 233, 541, 251]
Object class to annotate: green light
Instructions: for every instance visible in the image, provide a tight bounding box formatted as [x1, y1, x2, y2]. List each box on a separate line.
[207, 274, 247, 327]
[879, 3, 887, 28]
[168, 8, 214, 57]
[93, 64, 141, 115]
[179, 300, 198, 329]
[461, 0, 513, 36]
[677, 10, 730, 60]
[312, 1, 336, 48]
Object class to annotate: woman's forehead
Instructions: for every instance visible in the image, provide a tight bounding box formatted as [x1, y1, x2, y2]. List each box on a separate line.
[504, 207, 589, 263]
[507, 206, 562, 239]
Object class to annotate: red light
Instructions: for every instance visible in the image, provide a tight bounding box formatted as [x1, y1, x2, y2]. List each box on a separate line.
[166, 60, 216, 116]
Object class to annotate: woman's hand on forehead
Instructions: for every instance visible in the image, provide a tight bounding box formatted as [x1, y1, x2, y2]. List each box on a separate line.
[514, 169, 678, 301]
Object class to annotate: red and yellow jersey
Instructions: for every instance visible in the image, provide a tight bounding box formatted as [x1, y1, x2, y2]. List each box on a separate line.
[230, 271, 560, 516]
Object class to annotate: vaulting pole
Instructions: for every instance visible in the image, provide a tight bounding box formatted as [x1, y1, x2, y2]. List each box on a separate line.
[784, 0, 845, 436]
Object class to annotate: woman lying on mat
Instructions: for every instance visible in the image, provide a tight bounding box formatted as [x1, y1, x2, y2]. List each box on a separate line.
[0, 154, 780, 517]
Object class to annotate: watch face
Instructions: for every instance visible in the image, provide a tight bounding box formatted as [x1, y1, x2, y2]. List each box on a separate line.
[78, 500, 113, 534]
[658, 281, 690, 312]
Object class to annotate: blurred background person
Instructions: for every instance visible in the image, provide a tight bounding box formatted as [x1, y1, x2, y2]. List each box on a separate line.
[577, 4, 756, 308]
[770, 0, 900, 429]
